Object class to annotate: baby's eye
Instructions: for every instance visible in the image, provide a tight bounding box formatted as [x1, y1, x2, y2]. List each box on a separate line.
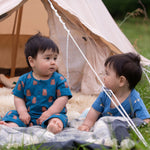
[45, 57, 50, 60]
[54, 57, 57, 61]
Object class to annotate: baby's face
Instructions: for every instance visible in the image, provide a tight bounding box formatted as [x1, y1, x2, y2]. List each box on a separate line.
[103, 65, 120, 92]
[31, 49, 58, 79]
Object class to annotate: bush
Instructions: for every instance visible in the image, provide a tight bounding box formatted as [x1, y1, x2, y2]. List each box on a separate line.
[102, 0, 150, 19]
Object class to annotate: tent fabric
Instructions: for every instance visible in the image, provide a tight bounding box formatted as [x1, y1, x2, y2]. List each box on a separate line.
[0, 0, 150, 94]
[48, 0, 133, 53]
[0, 0, 23, 16]
[0, 0, 49, 35]
[0, 0, 49, 70]
[43, 0, 150, 94]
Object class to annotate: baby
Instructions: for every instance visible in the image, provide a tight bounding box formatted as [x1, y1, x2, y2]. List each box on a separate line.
[78, 52, 150, 132]
[0, 33, 72, 134]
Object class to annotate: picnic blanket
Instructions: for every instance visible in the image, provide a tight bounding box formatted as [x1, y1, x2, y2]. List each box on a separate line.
[0, 116, 128, 149]
[0, 86, 138, 149]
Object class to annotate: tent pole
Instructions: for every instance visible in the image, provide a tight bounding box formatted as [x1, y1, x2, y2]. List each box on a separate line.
[10, 6, 23, 77]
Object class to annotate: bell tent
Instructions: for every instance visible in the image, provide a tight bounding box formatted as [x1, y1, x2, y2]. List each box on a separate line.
[0, 0, 150, 95]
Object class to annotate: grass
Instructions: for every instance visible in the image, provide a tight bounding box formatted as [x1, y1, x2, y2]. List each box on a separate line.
[117, 17, 150, 60]
[133, 70, 150, 150]
[114, 17, 150, 149]
[1, 18, 150, 150]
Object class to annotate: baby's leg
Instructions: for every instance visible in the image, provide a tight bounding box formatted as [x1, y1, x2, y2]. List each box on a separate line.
[47, 118, 63, 134]
[0, 121, 19, 127]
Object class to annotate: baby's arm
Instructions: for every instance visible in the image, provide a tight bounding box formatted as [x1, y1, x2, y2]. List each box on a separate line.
[14, 96, 31, 125]
[143, 118, 150, 123]
[78, 108, 101, 131]
[38, 96, 68, 124]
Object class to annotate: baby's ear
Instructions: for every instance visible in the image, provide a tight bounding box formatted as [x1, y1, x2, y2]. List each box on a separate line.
[28, 56, 34, 67]
[119, 75, 127, 87]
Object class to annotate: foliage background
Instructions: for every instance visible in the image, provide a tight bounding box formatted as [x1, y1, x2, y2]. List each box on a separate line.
[102, 0, 150, 19]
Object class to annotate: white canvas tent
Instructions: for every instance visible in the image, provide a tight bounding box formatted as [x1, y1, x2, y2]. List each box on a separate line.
[0, 0, 150, 95]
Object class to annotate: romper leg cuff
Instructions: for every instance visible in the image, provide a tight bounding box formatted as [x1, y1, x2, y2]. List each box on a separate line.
[42, 114, 68, 128]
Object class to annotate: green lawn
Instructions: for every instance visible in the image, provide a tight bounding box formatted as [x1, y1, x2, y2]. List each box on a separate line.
[117, 17, 150, 60]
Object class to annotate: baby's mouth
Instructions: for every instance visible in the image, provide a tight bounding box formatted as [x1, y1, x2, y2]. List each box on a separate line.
[49, 67, 55, 71]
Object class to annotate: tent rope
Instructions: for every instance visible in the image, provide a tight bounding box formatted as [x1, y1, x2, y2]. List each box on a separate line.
[103, 87, 148, 147]
[66, 32, 70, 83]
[142, 67, 150, 84]
[47, 0, 70, 83]
[48, 0, 148, 147]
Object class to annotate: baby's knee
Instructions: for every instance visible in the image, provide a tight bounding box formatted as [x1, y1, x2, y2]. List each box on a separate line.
[48, 118, 63, 125]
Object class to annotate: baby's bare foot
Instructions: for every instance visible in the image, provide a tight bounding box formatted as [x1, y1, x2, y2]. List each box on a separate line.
[47, 118, 63, 134]
[0, 121, 18, 127]
[0, 121, 7, 125]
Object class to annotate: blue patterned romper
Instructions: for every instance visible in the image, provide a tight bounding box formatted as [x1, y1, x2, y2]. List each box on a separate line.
[2, 71, 72, 128]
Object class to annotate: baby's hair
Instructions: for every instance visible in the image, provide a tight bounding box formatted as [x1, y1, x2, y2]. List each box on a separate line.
[24, 32, 59, 67]
[104, 52, 142, 89]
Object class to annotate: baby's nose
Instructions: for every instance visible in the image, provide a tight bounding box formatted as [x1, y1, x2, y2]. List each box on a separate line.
[50, 59, 55, 64]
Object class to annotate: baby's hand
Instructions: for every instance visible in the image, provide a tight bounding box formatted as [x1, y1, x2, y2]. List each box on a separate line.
[37, 110, 50, 125]
[19, 112, 31, 125]
[143, 118, 150, 124]
[78, 124, 90, 132]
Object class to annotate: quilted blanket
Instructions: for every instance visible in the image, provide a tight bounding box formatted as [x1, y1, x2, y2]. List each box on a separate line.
[0, 116, 127, 149]
[0, 87, 137, 149]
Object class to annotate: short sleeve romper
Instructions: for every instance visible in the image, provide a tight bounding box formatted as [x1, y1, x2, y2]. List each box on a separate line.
[2, 71, 72, 128]
[92, 89, 150, 120]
